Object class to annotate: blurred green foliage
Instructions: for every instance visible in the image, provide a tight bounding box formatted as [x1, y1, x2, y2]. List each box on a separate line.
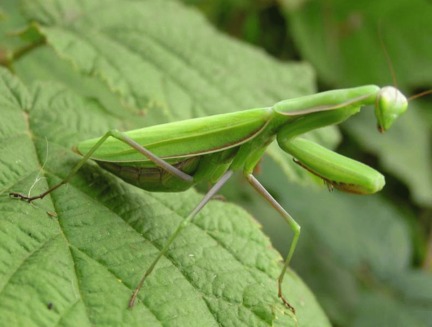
[1, 0, 432, 326]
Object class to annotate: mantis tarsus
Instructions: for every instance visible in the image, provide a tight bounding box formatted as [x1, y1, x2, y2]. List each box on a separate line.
[10, 85, 408, 313]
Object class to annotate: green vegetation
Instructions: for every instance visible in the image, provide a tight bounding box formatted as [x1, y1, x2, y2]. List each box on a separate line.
[1, 1, 431, 326]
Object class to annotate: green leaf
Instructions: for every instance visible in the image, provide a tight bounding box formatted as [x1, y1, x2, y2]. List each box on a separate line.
[13, 0, 340, 186]
[0, 67, 330, 325]
[14, 46, 125, 119]
[21, 0, 314, 119]
[282, 0, 432, 88]
[351, 270, 432, 327]
[0, 0, 29, 60]
[351, 275, 432, 327]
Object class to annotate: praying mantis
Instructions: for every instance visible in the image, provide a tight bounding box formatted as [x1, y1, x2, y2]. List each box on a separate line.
[10, 84, 408, 313]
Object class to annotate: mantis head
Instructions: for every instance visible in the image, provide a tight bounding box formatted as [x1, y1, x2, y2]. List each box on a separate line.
[375, 86, 408, 132]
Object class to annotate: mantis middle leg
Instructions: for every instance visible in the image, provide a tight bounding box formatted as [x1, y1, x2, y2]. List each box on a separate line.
[245, 174, 300, 313]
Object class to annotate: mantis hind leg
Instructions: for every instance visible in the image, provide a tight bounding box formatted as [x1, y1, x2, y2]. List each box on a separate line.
[129, 170, 233, 307]
[245, 174, 300, 314]
[9, 129, 194, 202]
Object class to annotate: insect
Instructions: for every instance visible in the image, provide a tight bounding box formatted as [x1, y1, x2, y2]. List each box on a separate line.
[10, 85, 408, 313]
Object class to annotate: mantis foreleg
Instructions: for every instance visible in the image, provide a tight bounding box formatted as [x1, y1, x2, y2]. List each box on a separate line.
[278, 137, 385, 194]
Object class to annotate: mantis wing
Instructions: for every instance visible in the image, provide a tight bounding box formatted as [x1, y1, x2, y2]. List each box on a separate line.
[76, 108, 272, 163]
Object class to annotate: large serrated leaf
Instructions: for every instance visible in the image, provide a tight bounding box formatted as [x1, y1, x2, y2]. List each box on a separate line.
[0, 69, 331, 326]
[21, 0, 313, 119]
[11, 0, 344, 186]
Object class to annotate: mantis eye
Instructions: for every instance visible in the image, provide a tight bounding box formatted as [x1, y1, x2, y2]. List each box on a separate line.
[375, 86, 408, 132]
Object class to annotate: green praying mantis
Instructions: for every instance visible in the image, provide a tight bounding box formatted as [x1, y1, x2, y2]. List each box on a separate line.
[10, 84, 408, 313]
